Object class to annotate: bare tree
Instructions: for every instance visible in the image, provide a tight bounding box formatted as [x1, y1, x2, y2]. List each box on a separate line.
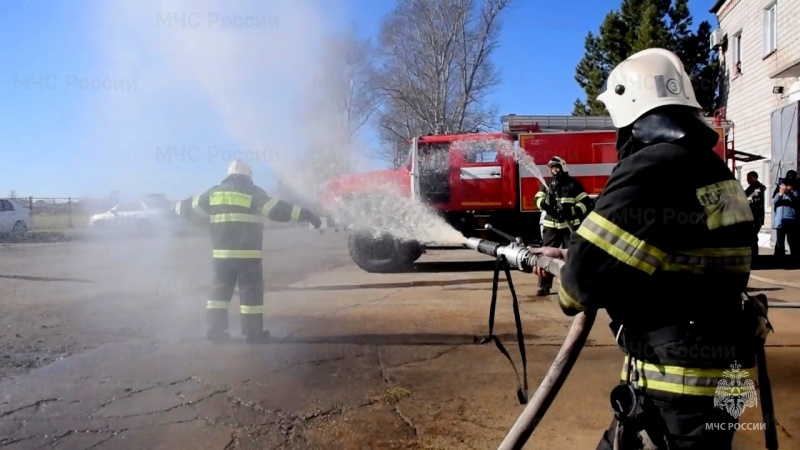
[296, 26, 379, 184]
[371, 0, 513, 167]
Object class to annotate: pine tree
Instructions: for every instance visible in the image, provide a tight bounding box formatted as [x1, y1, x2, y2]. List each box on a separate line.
[573, 0, 719, 116]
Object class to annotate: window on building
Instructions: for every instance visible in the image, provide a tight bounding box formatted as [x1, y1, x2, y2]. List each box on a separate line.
[732, 31, 742, 75]
[763, 1, 777, 56]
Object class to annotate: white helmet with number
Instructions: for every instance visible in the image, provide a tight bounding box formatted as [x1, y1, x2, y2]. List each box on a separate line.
[547, 156, 569, 173]
[596, 48, 702, 129]
[227, 159, 252, 178]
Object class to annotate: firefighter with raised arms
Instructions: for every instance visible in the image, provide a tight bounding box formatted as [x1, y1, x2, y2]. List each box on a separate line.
[534, 156, 593, 296]
[531, 48, 772, 449]
[176, 159, 325, 344]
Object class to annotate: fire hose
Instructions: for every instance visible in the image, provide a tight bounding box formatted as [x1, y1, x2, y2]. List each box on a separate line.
[465, 233, 597, 450]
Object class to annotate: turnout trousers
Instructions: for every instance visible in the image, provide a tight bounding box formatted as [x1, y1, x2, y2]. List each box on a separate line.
[206, 258, 265, 336]
[774, 223, 800, 267]
[538, 226, 572, 290]
[596, 394, 736, 449]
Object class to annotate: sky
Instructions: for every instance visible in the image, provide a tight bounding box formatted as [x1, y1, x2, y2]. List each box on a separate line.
[0, 0, 718, 202]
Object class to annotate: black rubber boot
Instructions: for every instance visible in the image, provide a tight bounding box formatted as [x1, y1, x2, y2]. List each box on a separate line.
[245, 330, 271, 344]
[206, 328, 232, 343]
[536, 287, 550, 297]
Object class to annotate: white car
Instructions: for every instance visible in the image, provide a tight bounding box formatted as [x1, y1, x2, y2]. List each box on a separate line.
[88, 201, 174, 234]
[0, 198, 33, 242]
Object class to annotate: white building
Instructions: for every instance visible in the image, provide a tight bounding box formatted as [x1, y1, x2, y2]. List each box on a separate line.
[711, 0, 800, 239]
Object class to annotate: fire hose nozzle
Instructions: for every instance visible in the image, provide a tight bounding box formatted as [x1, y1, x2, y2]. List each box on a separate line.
[466, 237, 564, 274]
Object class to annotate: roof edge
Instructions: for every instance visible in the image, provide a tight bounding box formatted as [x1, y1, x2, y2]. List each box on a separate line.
[710, 0, 727, 14]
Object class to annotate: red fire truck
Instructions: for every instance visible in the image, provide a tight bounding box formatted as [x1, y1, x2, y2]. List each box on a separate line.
[322, 114, 736, 273]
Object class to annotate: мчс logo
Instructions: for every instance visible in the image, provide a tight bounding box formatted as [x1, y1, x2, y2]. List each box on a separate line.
[713, 361, 758, 419]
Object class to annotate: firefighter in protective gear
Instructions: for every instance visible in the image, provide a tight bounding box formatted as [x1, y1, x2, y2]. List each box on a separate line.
[532, 48, 767, 449]
[534, 156, 593, 296]
[176, 159, 324, 344]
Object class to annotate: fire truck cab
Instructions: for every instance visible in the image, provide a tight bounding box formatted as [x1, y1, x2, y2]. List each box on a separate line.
[323, 114, 734, 273]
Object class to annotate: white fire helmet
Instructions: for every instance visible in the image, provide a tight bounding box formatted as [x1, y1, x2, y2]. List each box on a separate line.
[548, 156, 568, 173]
[596, 48, 702, 129]
[227, 159, 252, 178]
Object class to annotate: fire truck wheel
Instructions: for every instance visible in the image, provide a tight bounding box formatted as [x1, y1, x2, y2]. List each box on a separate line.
[348, 231, 423, 273]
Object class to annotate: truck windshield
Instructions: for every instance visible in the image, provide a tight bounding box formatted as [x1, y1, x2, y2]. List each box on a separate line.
[419, 143, 450, 172]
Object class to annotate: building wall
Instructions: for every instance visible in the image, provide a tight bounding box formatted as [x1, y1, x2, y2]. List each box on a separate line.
[715, 0, 800, 230]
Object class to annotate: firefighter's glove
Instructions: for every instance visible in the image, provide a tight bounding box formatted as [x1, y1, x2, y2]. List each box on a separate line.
[539, 200, 555, 214]
[542, 204, 562, 221]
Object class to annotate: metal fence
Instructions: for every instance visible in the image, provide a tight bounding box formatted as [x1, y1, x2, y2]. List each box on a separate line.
[10, 197, 115, 230]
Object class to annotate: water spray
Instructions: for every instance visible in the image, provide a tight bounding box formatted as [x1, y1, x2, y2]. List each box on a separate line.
[491, 139, 577, 234]
[467, 223, 596, 450]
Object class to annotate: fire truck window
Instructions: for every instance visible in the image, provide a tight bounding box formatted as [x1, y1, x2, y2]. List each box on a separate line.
[420, 144, 450, 172]
[465, 150, 498, 163]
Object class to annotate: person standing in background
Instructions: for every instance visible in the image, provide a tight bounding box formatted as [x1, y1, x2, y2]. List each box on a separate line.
[773, 176, 799, 267]
[772, 170, 796, 198]
[745, 171, 766, 266]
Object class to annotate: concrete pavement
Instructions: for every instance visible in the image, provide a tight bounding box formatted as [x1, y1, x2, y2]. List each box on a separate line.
[2, 232, 800, 449]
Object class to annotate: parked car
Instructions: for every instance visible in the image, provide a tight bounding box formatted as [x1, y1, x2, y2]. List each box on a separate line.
[0, 198, 33, 242]
[88, 201, 181, 235]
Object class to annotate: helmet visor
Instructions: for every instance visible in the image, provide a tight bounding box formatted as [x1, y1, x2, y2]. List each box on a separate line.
[596, 76, 611, 103]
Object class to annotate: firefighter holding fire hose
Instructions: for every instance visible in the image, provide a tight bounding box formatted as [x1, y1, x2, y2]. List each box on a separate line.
[533, 157, 593, 296]
[531, 48, 772, 449]
[175, 159, 325, 344]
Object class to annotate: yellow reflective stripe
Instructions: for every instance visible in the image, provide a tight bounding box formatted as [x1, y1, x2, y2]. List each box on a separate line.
[558, 197, 577, 204]
[557, 285, 586, 312]
[207, 300, 229, 309]
[290, 205, 302, 222]
[575, 202, 588, 214]
[212, 249, 262, 258]
[209, 213, 263, 223]
[261, 198, 279, 215]
[192, 195, 208, 216]
[542, 219, 581, 228]
[577, 212, 667, 275]
[210, 191, 253, 208]
[575, 192, 588, 202]
[240, 305, 263, 314]
[534, 192, 546, 208]
[620, 356, 751, 397]
[696, 180, 753, 230]
[661, 247, 752, 273]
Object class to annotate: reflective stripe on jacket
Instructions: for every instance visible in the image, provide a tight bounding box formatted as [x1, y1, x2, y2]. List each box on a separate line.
[558, 141, 755, 377]
[178, 175, 313, 258]
[619, 356, 754, 397]
[534, 175, 593, 229]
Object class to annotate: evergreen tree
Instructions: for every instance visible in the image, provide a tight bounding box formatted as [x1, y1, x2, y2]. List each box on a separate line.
[573, 0, 718, 116]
